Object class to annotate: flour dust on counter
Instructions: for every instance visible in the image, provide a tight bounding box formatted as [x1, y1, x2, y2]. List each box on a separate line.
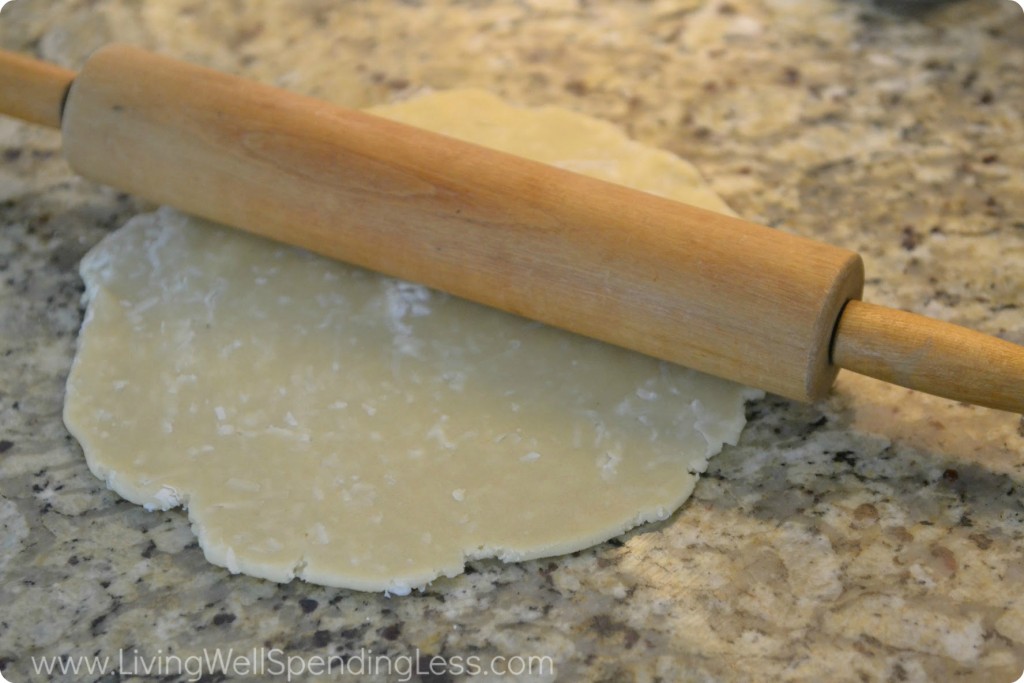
[63, 90, 761, 592]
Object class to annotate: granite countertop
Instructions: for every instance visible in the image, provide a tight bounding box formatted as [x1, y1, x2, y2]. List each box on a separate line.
[2, 0, 1023, 681]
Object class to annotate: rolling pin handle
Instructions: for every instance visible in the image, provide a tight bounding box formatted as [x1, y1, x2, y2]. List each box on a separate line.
[832, 300, 1024, 413]
[0, 49, 76, 129]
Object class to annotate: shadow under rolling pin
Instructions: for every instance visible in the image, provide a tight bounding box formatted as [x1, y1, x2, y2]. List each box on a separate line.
[1, 45, 1021, 414]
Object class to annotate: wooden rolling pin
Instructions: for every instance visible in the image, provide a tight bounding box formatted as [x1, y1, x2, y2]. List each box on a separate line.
[2, 44, 1022, 413]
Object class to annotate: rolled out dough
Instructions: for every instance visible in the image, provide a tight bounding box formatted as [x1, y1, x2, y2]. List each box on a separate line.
[64, 90, 761, 592]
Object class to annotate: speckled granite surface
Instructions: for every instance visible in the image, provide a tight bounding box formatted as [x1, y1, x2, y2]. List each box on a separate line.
[1, 0, 1023, 681]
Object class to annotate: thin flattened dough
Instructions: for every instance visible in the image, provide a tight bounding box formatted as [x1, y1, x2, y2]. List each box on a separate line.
[64, 91, 761, 592]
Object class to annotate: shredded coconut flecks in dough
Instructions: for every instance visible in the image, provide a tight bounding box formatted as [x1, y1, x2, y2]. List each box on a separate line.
[64, 90, 761, 592]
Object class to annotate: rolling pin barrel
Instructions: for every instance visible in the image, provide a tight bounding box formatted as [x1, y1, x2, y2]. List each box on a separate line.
[60, 44, 864, 403]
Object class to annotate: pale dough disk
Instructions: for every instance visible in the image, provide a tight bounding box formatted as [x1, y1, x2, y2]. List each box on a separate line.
[64, 90, 761, 592]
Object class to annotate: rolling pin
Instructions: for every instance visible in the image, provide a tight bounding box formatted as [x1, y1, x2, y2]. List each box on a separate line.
[2, 44, 1022, 413]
